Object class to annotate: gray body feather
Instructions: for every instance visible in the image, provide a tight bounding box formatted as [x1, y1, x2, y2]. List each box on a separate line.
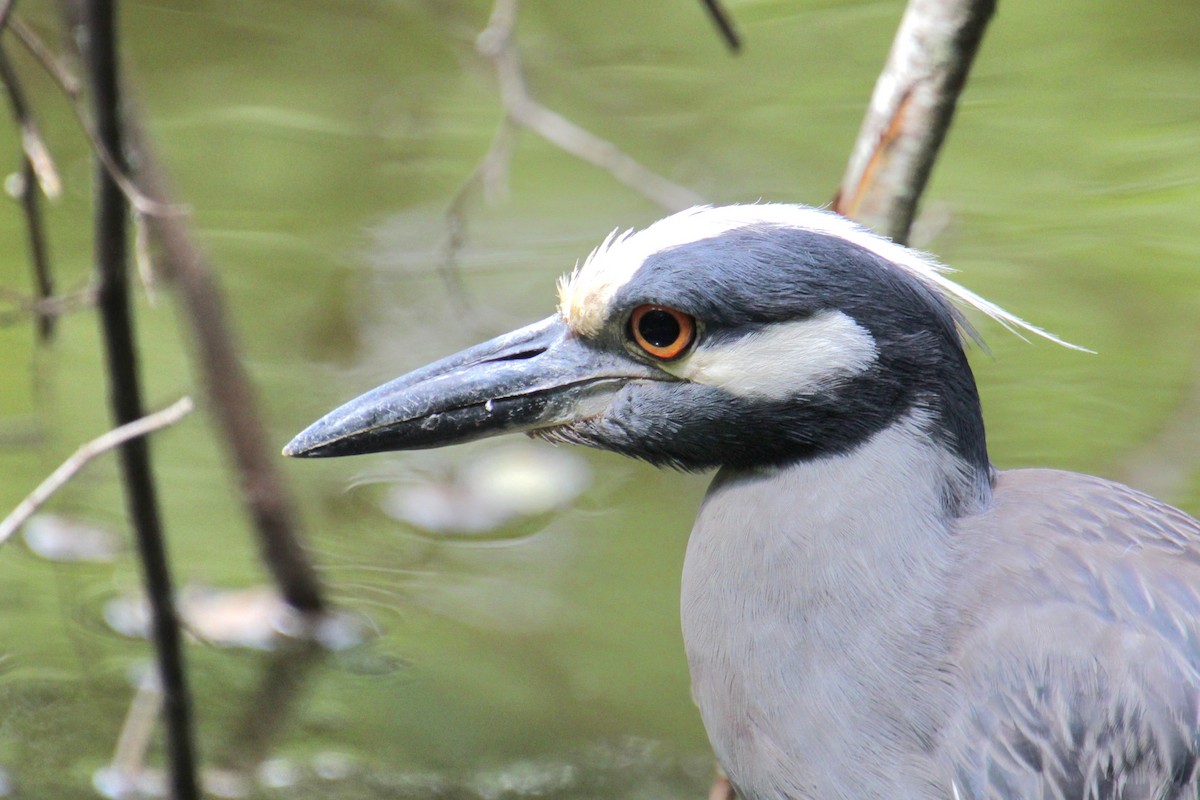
[684, 415, 1200, 800]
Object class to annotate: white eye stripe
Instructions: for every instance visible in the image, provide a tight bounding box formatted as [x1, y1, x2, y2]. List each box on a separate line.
[555, 203, 1082, 351]
[661, 310, 879, 400]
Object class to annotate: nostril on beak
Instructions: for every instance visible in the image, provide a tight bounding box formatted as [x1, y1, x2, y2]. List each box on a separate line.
[479, 348, 546, 364]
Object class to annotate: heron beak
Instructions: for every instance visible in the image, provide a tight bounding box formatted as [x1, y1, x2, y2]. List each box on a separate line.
[284, 315, 659, 458]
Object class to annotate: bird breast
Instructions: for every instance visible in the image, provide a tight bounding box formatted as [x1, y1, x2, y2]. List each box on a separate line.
[680, 413, 978, 800]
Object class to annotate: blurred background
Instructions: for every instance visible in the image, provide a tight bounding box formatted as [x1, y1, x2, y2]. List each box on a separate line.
[0, 0, 1197, 796]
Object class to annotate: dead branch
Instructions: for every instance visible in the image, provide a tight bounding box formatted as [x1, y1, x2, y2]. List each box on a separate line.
[9, 14, 179, 218]
[34, 0, 325, 616]
[440, 0, 710, 306]
[833, 0, 995, 242]
[109, 669, 163, 785]
[15, 160, 56, 337]
[480, 0, 704, 211]
[0, 43, 61, 197]
[80, 1, 200, 797]
[0, 284, 96, 328]
[442, 0, 705, 289]
[698, 0, 741, 52]
[0, 397, 193, 545]
[441, 117, 517, 309]
[123, 107, 328, 616]
[0, 44, 58, 340]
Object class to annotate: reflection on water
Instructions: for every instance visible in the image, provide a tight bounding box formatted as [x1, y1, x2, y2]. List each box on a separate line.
[22, 514, 123, 563]
[0, 0, 1196, 796]
[377, 442, 592, 536]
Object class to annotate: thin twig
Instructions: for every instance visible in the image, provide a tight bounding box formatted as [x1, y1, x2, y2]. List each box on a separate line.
[0, 42, 62, 197]
[441, 117, 517, 310]
[481, 0, 704, 211]
[442, 0, 704, 281]
[0, 40, 60, 340]
[9, 16, 79, 93]
[9, 14, 180, 218]
[109, 665, 163, 781]
[0, 284, 95, 328]
[698, 0, 741, 52]
[16, 159, 56, 339]
[833, 0, 995, 242]
[0, 397, 193, 545]
[81, 2, 200, 798]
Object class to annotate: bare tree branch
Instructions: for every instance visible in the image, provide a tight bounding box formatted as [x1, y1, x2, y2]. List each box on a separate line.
[124, 106, 328, 616]
[833, 0, 995, 242]
[0, 44, 57, 339]
[0, 284, 94, 327]
[442, 0, 705, 289]
[109, 669, 163, 786]
[0, 43, 61, 197]
[0, 397, 193, 544]
[698, 0, 741, 52]
[80, 2, 200, 797]
[479, 0, 704, 211]
[10, 14, 180, 218]
[14, 160, 56, 338]
[28, 0, 324, 615]
[441, 117, 517, 309]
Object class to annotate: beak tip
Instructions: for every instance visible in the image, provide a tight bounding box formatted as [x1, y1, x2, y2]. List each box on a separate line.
[282, 427, 340, 459]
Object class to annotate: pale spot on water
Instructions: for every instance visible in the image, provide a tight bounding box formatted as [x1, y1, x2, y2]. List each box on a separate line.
[380, 442, 591, 535]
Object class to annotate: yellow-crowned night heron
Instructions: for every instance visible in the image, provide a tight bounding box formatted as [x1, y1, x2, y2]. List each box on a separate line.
[286, 204, 1200, 800]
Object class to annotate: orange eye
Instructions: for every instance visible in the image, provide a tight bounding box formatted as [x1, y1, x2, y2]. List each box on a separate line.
[629, 304, 696, 360]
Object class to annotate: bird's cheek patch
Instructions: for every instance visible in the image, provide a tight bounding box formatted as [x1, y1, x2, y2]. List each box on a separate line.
[663, 311, 879, 400]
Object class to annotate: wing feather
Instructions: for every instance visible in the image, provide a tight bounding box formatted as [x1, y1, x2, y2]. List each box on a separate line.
[941, 469, 1200, 799]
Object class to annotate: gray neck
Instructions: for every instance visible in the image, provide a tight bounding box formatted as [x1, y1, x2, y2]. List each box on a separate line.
[680, 413, 990, 800]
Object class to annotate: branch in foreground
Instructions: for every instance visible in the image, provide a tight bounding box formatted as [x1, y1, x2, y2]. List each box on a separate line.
[833, 0, 995, 242]
[0, 285, 95, 329]
[0, 42, 61, 197]
[0, 43, 59, 340]
[81, 1, 200, 797]
[124, 106, 327, 616]
[28, 0, 323, 615]
[38, 0, 325, 615]
[0, 396, 194, 545]
[698, 0, 741, 52]
[10, 14, 179, 219]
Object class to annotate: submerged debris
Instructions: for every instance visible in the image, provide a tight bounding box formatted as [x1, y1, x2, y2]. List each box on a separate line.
[381, 442, 591, 534]
[103, 585, 367, 651]
[21, 513, 122, 562]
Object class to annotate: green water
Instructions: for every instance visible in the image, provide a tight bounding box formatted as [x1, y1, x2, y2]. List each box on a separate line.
[0, 0, 1197, 796]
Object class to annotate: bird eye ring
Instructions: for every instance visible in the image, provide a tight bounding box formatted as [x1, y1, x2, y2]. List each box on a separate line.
[628, 305, 696, 360]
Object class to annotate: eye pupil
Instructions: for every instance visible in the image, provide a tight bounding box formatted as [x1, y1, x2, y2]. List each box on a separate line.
[629, 304, 696, 359]
[638, 309, 681, 348]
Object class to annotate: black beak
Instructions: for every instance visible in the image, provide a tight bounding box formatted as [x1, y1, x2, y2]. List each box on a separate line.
[283, 315, 661, 458]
